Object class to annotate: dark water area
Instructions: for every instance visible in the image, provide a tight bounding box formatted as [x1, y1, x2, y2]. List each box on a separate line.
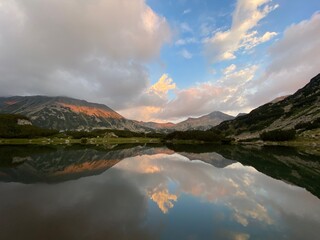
[0, 144, 319, 240]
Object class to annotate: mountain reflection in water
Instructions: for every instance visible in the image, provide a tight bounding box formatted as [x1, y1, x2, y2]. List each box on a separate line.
[0, 144, 319, 240]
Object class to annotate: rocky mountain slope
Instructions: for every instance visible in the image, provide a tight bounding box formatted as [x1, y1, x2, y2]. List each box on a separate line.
[0, 95, 234, 132]
[135, 121, 176, 131]
[173, 111, 234, 131]
[137, 111, 234, 131]
[214, 73, 320, 139]
[0, 96, 147, 131]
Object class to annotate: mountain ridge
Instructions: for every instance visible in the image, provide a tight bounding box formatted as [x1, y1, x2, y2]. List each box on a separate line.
[0, 95, 233, 132]
[213, 73, 320, 140]
[0, 96, 146, 131]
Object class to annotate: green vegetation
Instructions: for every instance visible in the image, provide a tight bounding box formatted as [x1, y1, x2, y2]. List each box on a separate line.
[65, 129, 164, 139]
[295, 117, 320, 131]
[165, 130, 223, 142]
[0, 114, 164, 144]
[260, 129, 296, 141]
[0, 114, 58, 138]
[0, 137, 161, 145]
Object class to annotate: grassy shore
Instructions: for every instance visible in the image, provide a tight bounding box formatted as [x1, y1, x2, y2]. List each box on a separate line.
[0, 137, 161, 145]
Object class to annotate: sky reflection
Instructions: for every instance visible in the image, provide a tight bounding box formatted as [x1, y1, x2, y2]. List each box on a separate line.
[0, 149, 319, 240]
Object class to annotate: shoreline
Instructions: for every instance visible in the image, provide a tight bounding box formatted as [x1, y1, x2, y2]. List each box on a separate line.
[1, 137, 319, 153]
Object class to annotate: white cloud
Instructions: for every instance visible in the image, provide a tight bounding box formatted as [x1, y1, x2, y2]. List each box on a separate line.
[0, 0, 171, 109]
[241, 31, 278, 50]
[175, 37, 197, 46]
[180, 49, 193, 59]
[152, 64, 258, 120]
[205, 0, 278, 63]
[119, 74, 176, 122]
[223, 64, 237, 75]
[127, 12, 320, 121]
[247, 12, 320, 105]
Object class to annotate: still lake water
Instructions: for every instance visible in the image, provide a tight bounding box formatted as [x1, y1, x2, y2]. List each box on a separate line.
[0, 144, 319, 240]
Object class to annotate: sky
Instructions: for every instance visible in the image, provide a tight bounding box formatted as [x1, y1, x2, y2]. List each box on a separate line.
[0, 0, 319, 122]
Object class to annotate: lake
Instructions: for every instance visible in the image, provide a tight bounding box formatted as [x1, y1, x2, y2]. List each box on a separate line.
[0, 144, 319, 240]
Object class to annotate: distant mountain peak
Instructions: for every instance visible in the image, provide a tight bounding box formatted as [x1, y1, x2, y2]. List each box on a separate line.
[208, 111, 233, 118]
[171, 111, 234, 131]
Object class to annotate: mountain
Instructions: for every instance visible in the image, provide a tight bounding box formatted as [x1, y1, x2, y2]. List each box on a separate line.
[137, 111, 234, 132]
[0, 96, 147, 131]
[214, 73, 320, 140]
[0, 113, 58, 138]
[173, 111, 234, 131]
[0, 96, 236, 132]
[135, 121, 176, 130]
[269, 95, 290, 104]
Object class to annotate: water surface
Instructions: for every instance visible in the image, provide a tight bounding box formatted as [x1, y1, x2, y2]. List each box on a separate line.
[0, 144, 319, 240]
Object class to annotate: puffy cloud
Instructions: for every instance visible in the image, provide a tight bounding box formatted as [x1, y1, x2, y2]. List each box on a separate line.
[205, 0, 278, 63]
[148, 74, 176, 97]
[154, 12, 320, 121]
[155, 65, 257, 120]
[0, 0, 171, 109]
[119, 74, 176, 122]
[156, 83, 227, 120]
[247, 12, 320, 105]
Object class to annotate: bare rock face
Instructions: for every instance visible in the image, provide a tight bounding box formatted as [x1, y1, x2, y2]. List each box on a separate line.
[173, 111, 234, 131]
[17, 119, 32, 126]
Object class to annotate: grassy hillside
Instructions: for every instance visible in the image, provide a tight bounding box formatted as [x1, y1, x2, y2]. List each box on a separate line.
[0, 114, 58, 138]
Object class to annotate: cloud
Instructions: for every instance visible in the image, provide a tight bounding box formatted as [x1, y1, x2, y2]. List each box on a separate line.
[247, 12, 320, 105]
[175, 37, 197, 46]
[148, 74, 176, 96]
[223, 64, 237, 75]
[241, 31, 278, 50]
[204, 0, 278, 63]
[155, 65, 257, 120]
[0, 0, 171, 109]
[157, 12, 320, 121]
[180, 49, 193, 59]
[119, 74, 176, 122]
